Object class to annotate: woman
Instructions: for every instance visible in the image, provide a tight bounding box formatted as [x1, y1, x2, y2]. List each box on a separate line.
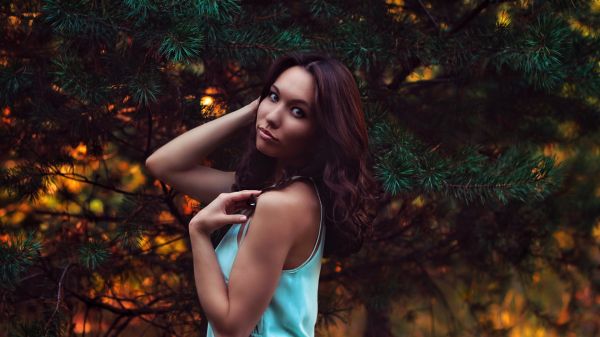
[145, 51, 380, 337]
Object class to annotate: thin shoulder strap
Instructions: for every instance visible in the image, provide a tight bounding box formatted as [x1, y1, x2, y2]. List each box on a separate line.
[241, 216, 251, 241]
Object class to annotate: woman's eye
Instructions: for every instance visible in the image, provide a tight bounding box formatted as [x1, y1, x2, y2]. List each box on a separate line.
[269, 91, 305, 118]
[292, 107, 305, 118]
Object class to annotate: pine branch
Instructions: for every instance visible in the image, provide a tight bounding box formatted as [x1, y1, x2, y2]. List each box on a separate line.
[0, 231, 42, 291]
[417, 0, 440, 31]
[44, 168, 147, 197]
[158, 180, 188, 229]
[65, 286, 185, 315]
[447, 0, 518, 36]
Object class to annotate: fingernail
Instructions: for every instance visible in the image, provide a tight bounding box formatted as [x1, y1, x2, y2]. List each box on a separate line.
[240, 215, 247, 221]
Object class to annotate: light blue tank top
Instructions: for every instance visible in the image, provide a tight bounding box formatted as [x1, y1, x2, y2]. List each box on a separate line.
[206, 175, 325, 337]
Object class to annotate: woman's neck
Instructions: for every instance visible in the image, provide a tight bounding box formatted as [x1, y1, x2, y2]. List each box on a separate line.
[270, 157, 308, 185]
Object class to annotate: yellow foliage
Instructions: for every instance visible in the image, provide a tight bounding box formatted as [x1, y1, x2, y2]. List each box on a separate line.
[72, 314, 92, 334]
[4, 159, 16, 169]
[543, 143, 571, 164]
[64, 202, 81, 214]
[160, 272, 180, 288]
[201, 87, 226, 117]
[411, 195, 425, 207]
[553, 229, 574, 250]
[123, 163, 146, 191]
[557, 121, 579, 140]
[405, 65, 440, 82]
[139, 234, 153, 251]
[385, 0, 404, 16]
[591, 221, 600, 244]
[2, 106, 13, 125]
[497, 9, 511, 27]
[142, 277, 153, 287]
[155, 235, 188, 256]
[91, 272, 105, 291]
[89, 199, 104, 214]
[117, 160, 129, 172]
[501, 309, 513, 326]
[63, 178, 83, 193]
[509, 324, 555, 337]
[517, 0, 533, 9]
[568, 18, 598, 38]
[387, 199, 402, 215]
[205, 86, 219, 95]
[182, 195, 200, 215]
[200, 95, 214, 106]
[532, 271, 541, 284]
[8, 15, 20, 27]
[67, 142, 87, 160]
[158, 210, 175, 224]
[10, 211, 25, 224]
[556, 293, 571, 325]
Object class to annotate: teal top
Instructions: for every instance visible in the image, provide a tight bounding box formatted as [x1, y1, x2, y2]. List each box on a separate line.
[206, 176, 325, 337]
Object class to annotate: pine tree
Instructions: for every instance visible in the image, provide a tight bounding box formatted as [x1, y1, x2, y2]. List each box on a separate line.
[1, 0, 599, 336]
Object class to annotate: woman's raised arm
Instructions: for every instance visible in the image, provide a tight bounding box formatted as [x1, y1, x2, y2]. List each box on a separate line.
[145, 98, 259, 204]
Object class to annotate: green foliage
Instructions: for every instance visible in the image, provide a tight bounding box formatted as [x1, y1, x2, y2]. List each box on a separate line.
[0, 231, 42, 291]
[158, 22, 204, 64]
[7, 311, 70, 337]
[124, 0, 159, 23]
[0, 165, 53, 203]
[78, 240, 111, 270]
[114, 222, 147, 251]
[42, 0, 115, 41]
[0, 62, 33, 106]
[50, 55, 111, 105]
[127, 70, 162, 107]
[193, 0, 241, 22]
[492, 14, 573, 91]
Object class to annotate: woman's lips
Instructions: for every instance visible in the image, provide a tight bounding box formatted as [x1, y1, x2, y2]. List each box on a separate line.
[258, 128, 278, 142]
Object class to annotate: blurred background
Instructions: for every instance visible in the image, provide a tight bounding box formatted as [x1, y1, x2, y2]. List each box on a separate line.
[1, 0, 599, 336]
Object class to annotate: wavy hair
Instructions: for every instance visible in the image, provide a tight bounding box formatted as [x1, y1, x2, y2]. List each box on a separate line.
[230, 51, 381, 258]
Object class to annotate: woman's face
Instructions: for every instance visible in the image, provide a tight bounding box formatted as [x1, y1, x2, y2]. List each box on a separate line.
[256, 65, 317, 165]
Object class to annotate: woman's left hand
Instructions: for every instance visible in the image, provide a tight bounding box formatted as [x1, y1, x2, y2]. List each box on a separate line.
[189, 190, 262, 236]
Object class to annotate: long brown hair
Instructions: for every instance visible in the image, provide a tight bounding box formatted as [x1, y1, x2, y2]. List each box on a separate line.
[231, 51, 381, 258]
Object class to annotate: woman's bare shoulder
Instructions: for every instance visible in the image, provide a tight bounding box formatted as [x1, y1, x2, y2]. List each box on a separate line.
[256, 180, 319, 227]
[262, 179, 317, 204]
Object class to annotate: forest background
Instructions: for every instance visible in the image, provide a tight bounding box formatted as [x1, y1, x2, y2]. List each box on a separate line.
[1, 0, 599, 336]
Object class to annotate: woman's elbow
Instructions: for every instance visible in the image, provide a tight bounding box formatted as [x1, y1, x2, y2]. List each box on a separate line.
[144, 155, 165, 178]
[211, 326, 239, 337]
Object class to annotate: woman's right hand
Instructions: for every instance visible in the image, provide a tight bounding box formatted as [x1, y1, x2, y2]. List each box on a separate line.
[241, 96, 260, 126]
[248, 96, 260, 115]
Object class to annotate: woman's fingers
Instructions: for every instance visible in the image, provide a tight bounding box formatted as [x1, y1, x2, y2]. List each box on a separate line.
[223, 190, 261, 213]
[226, 200, 253, 213]
[227, 190, 262, 202]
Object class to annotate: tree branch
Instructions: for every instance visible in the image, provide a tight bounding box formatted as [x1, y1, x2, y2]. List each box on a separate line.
[44, 263, 73, 336]
[417, 0, 439, 31]
[447, 0, 518, 35]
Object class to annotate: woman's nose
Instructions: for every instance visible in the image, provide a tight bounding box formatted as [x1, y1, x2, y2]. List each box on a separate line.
[265, 104, 284, 126]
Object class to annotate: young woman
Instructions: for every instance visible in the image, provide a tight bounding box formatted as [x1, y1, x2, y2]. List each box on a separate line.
[145, 51, 380, 337]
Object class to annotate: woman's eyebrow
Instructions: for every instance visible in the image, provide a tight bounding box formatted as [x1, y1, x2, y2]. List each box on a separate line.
[271, 84, 311, 109]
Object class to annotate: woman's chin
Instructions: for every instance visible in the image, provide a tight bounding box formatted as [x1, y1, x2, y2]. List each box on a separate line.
[256, 142, 277, 157]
